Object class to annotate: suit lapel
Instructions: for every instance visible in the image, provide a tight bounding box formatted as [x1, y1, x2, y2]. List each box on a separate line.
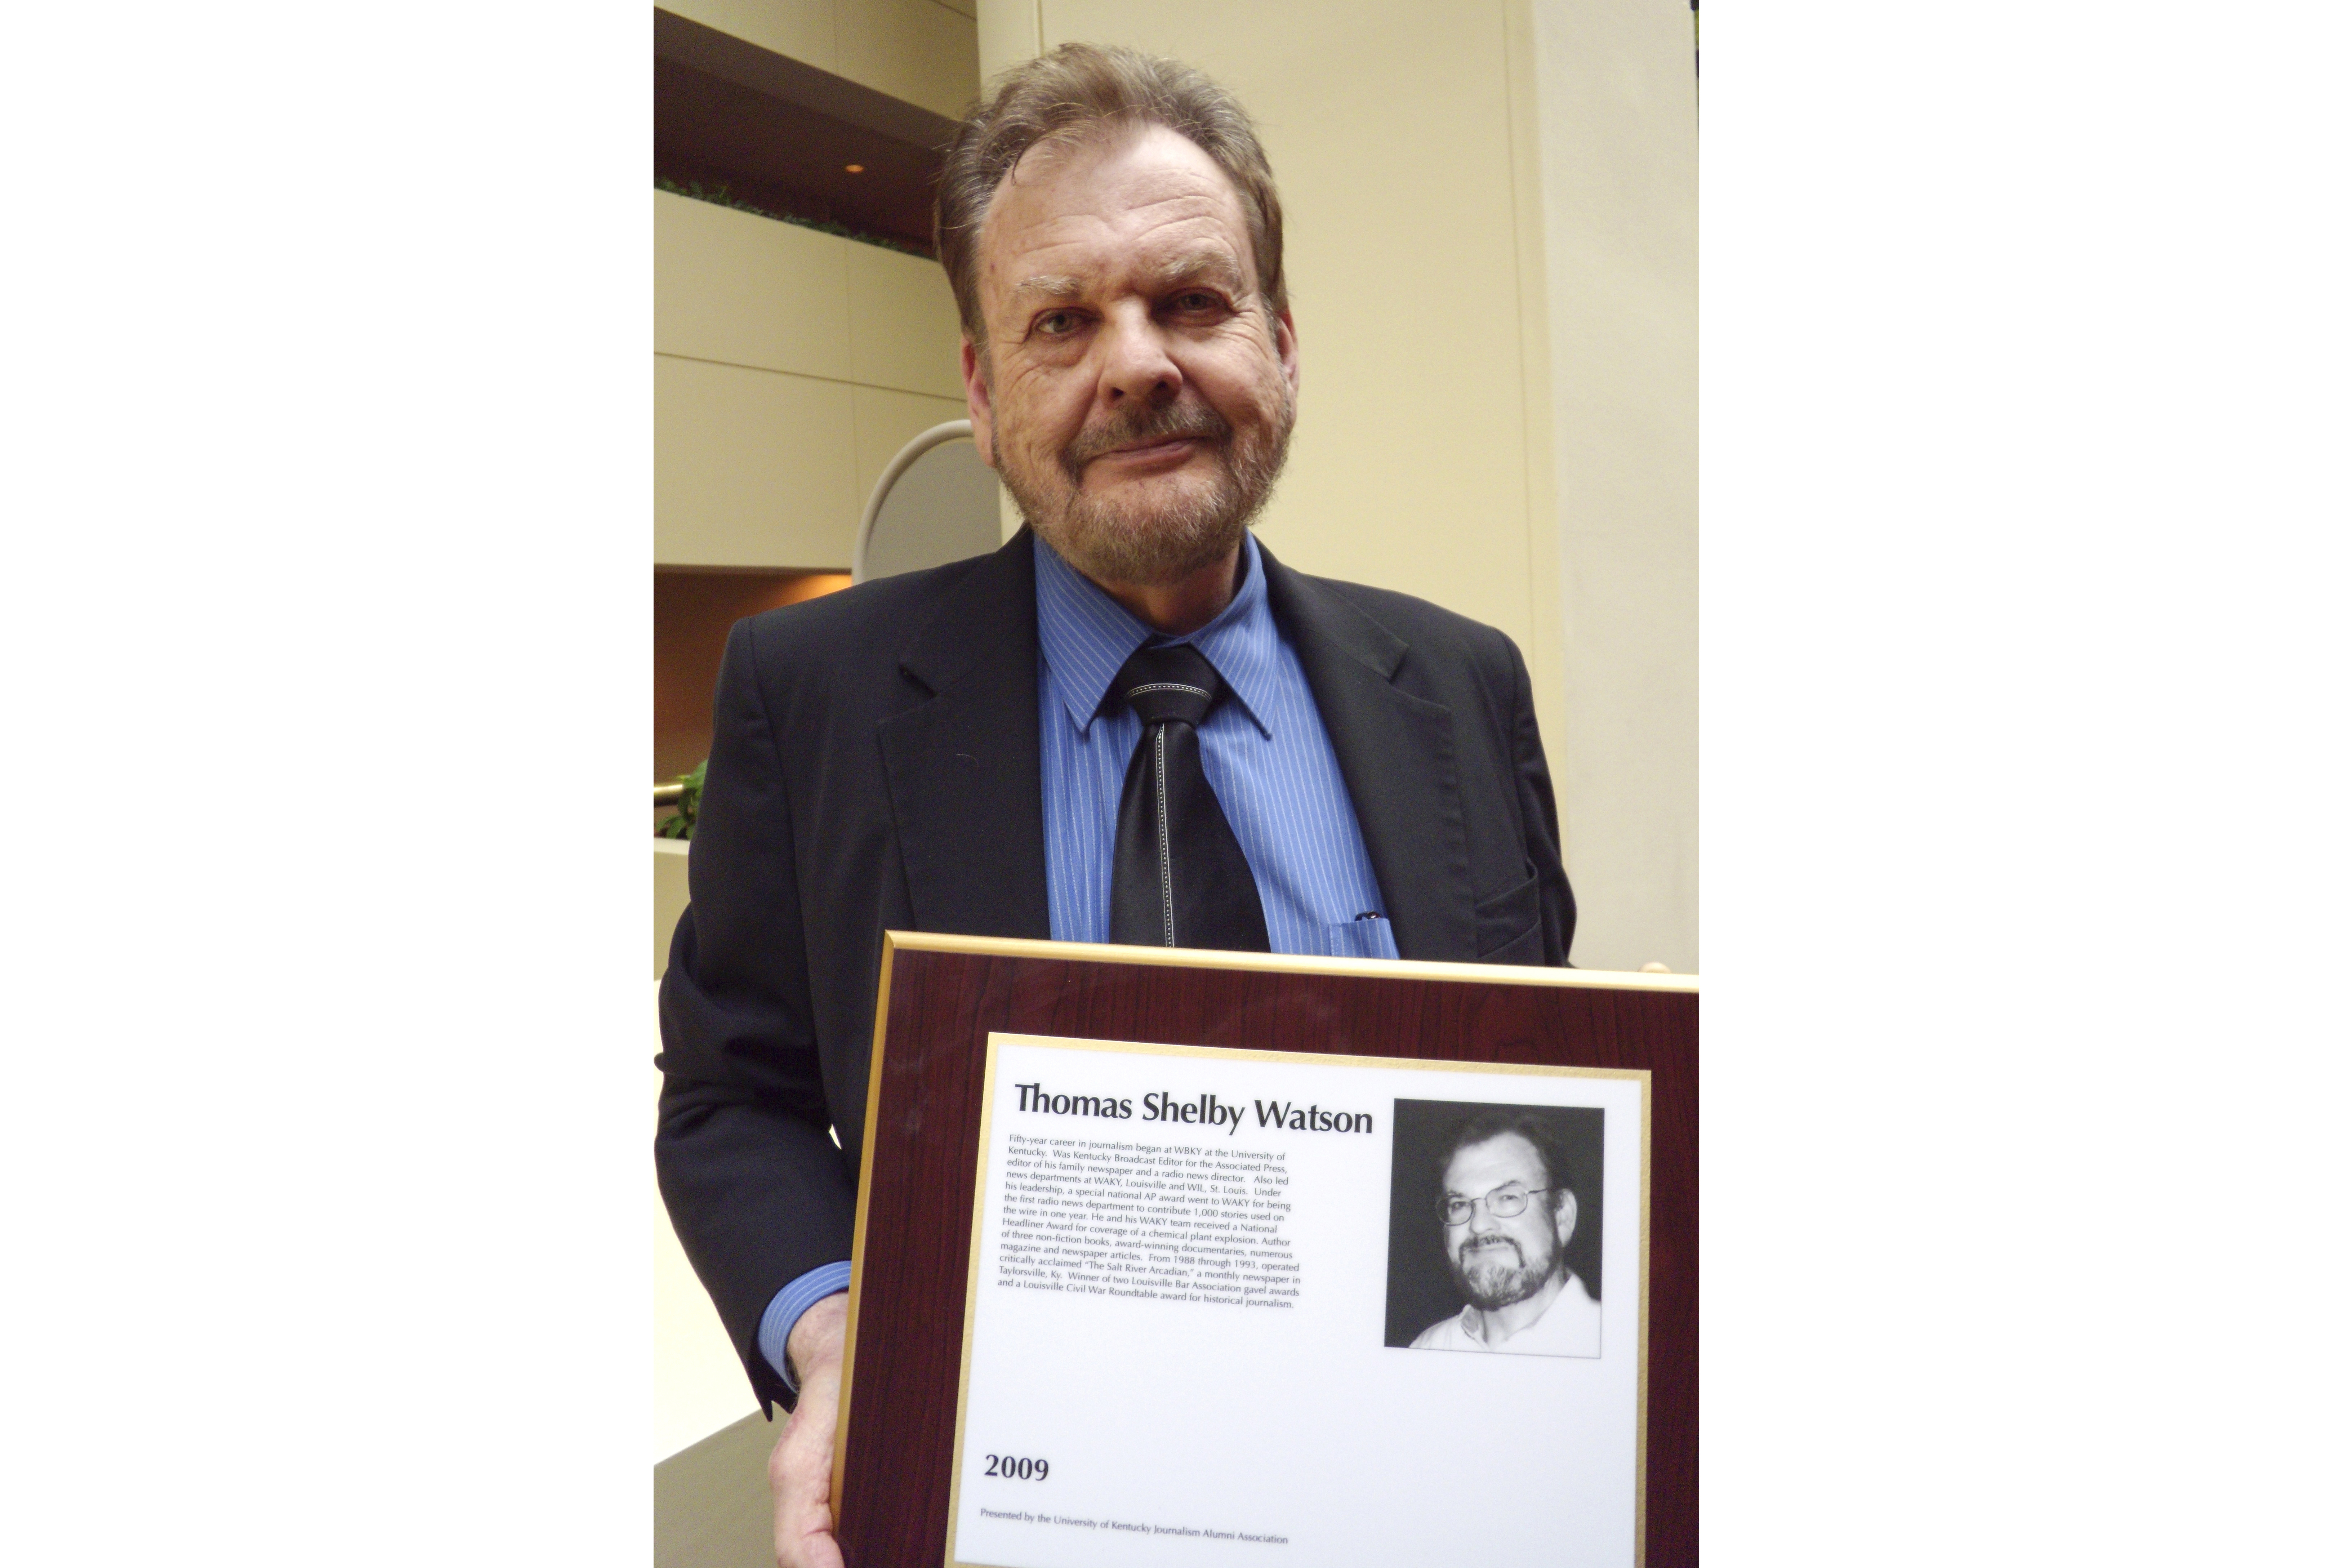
[876, 531, 1053, 940]
[1260, 544, 1478, 962]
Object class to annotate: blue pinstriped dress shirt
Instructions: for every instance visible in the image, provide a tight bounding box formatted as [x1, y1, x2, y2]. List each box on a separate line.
[760, 530, 1396, 1386]
[1032, 530, 1396, 959]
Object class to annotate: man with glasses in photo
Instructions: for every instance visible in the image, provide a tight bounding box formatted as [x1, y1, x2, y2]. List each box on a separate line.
[1412, 1111, 1600, 1357]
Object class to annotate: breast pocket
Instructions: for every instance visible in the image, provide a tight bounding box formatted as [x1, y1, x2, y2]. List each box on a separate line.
[1472, 869, 1543, 962]
[1323, 916, 1399, 960]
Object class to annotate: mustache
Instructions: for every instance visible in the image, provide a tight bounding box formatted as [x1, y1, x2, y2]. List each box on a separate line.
[1062, 400, 1233, 475]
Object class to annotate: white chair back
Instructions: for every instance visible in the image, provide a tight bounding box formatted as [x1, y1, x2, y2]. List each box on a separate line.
[851, 420, 1000, 583]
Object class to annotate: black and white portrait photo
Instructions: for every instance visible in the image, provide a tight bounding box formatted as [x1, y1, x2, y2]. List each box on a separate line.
[1384, 1099, 1606, 1358]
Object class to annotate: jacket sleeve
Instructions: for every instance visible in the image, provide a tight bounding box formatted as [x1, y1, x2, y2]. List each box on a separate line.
[656, 616, 857, 1412]
[1504, 633, 1578, 966]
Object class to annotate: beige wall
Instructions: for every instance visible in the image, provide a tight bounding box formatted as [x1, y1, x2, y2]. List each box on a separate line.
[654, 190, 967, 567]
[1530, 0, 1697, 974]
[661, 0, 978, 119]
[976, 1, 1697, 971]
[655, 840, 691, 977]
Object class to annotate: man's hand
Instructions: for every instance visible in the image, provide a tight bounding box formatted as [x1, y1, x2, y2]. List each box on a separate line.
[769, 1292, 849, 1568]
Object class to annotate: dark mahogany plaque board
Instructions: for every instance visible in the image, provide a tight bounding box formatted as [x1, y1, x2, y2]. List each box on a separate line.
[832, 932, 1698, 1567]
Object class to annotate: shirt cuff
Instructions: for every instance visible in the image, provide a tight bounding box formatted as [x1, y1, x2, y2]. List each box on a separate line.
[758, 1262, 854, 1392]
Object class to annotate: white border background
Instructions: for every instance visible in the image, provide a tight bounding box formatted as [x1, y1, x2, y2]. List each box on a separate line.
[8, 2, 2347, 1563]
[1703, 3, 2351, 1562]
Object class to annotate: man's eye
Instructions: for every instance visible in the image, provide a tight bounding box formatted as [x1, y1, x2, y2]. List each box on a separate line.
[1170, 291, 1221, 312]
[1035, 310, 1079, 337]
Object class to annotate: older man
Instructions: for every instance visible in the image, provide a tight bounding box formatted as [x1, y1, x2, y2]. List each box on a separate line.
[1411, 1112, 1601, 1357]
[656, 43, 1576, 1568]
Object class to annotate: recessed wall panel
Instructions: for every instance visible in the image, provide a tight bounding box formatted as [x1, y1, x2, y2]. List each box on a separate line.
[846, 241, 967, 399]
[655, 190, 854, 380]
[656, 354, 859, 568]
[835, 0, 981, 121]
[659, 0, 837, 75]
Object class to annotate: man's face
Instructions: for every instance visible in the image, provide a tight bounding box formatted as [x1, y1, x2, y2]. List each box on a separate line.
[961, 122, 1299, 588]
[1440, 1133, 1576, 1312]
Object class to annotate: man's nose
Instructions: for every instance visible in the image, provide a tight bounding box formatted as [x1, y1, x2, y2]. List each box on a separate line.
[1465, 1202, 1502, 1234]
[1095, 303, 1180, 405]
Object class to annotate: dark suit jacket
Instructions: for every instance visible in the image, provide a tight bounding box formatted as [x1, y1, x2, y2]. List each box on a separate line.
[656, 530, 1574, 1407]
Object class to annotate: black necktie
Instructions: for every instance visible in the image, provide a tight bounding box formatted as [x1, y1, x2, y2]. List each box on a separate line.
[1105, 644, 1271, 952]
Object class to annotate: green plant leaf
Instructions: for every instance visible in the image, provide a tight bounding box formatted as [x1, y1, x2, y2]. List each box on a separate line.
[656, 757, 709, 841]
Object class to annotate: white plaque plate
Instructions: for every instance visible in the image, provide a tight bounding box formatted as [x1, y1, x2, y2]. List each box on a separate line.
[942, 1032, 1650, 1568]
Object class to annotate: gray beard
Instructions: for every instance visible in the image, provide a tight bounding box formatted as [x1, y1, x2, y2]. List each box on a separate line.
[1003, 392, 1292, 588]
[1451, 1235, 1563, 1313]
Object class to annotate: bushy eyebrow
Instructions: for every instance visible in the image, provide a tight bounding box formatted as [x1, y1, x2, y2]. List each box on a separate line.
[1135, 249, 1247, 295]
[1004, 250, 1247, 312]
[1007, 273, 1086, 307]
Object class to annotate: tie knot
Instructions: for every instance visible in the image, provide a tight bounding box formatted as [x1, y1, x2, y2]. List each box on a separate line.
[1110, 642, 1223, 729]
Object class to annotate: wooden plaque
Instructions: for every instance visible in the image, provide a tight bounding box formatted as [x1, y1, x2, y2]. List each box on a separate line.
[833, 933, 1697, 1566]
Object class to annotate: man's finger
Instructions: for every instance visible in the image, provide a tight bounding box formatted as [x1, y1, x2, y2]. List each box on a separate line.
[771, 1445, 843, 1566]
[770, 1376, 845, 1568]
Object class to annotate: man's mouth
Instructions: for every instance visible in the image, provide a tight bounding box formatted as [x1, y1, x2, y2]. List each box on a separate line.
[1063, 405, 1232, 478]
[1099, 436, 1200, 464]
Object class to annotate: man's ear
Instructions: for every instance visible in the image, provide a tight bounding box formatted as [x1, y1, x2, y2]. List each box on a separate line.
[961, 337, 997, 468]
[1273, 307, 1300, 398]
[1552, 1188, 1578, 1250]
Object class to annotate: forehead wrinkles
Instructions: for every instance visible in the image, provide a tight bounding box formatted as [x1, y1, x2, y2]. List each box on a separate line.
[978, 128, 1255, 301]
[1002, 215, 1247, 303]
[991, 192, 1240, 280]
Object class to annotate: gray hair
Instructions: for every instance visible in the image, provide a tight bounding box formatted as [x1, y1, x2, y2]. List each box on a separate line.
[935, 42, 1288, 347]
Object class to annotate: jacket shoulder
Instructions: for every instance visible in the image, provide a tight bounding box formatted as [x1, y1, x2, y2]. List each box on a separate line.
[1282, 566, 1524, 673]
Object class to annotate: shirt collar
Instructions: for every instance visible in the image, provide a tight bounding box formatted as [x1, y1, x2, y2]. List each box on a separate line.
[1033, 530, 1279, 739]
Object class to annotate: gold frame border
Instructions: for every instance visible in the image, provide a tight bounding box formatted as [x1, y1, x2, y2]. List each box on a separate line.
[881, 928, 1697, 992]
[827, 933, 898, 1524]
[834, 930, 1690, 1563]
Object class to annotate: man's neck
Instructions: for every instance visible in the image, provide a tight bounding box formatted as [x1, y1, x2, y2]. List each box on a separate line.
[1468, 1269, 1571, 1346]
[1085, 542, 1244, 636]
